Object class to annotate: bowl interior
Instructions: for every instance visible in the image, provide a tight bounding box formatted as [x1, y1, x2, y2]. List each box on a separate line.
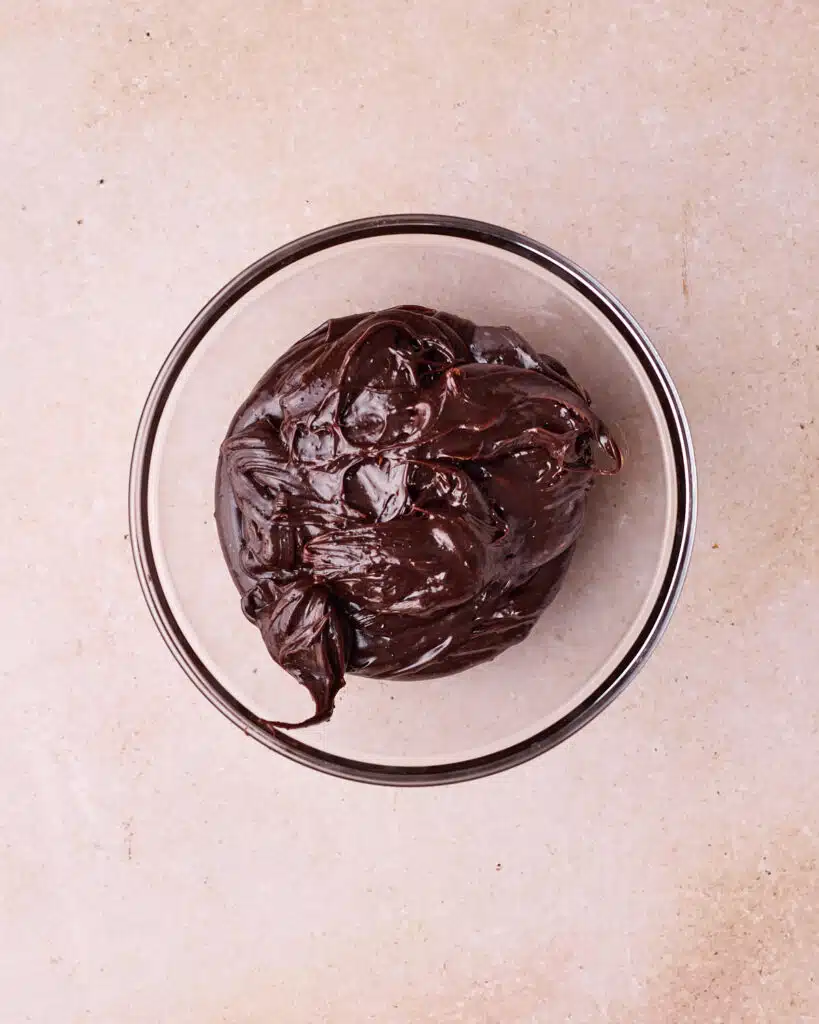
[146, 232, 677, 769]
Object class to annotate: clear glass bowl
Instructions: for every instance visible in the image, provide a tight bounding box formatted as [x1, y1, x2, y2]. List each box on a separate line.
[129, 215, 696, 785]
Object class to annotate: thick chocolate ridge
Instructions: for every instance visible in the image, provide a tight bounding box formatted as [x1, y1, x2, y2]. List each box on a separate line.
[215, 306, 621, 728]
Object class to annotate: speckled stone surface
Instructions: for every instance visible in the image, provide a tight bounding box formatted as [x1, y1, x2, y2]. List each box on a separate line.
[2, 1, 818, 1021]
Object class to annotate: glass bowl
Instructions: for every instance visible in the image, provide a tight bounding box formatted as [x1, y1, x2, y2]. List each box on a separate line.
[129, 214, 696, 785]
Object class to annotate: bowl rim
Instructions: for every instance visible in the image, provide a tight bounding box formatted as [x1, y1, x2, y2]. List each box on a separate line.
[129, 213, 697, 786]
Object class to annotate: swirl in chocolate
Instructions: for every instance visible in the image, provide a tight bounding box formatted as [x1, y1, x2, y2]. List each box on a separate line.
[215, 306, 621, 728]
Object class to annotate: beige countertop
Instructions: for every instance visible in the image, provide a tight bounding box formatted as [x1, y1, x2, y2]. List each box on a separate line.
[2, 1, 817, 1021]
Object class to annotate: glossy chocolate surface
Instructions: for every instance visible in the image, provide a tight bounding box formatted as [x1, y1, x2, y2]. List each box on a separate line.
[216, 306, 621, 727]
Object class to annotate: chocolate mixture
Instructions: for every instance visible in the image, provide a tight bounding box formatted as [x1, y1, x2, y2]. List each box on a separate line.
[215, 306, 621, 728]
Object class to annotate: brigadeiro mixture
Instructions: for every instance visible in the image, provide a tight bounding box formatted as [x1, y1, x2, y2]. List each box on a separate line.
[215, 305, 622, 728]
